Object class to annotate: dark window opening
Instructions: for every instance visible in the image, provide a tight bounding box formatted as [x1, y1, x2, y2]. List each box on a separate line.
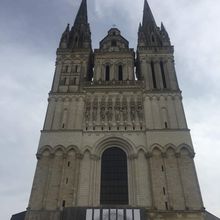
[62, 200, 66, 207]
[133, 126, 135, 130]
[118, 65, 123, 81]
[117, 127, 119, 131]
[163, 187, 166, 195]
[106, 65, 110, 81]
[66, 178, 68, 184]
[75, 65, 78, 72]
[151, 61, 157, 88]
[165, 122, 168, 128]
[111, 40, 117, 47]
[65, 66, 68, 72]
[165, 202, 169, 210]
[100, 147, 128, 205]
[67, 161, 70, 167]
[109, 127, 111, 130]
[160, 61, 167, 88]
[162, 165, 164, 172]
[75, 37, 78, 44]
[62, 123, 65, 128]
[151, 34, 155, 43]
[93, 127, 95, 130]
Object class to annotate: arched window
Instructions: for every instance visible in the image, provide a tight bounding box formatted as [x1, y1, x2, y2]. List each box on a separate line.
[100, 147, 128, 205]
[160, 61, 167, 88]
[151, 61, 157, 88]
[118, 65, 123, 81]
[105, 65, 110, 81]
[111, 40, 117, 47]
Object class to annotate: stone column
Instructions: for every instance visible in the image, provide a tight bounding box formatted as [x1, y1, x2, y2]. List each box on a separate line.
[144, 96, 153, 129]
[155, 60, 163, 89]
[44, 97, 56, 130]
[166, 57, 179, 90]
[52, 98, 63, 130]
[52, 60, 62, 92]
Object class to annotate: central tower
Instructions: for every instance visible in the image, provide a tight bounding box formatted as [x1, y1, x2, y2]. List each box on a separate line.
[19, 1, 214, 220]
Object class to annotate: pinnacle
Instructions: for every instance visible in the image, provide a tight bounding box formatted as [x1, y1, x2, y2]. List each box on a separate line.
[142, 0, 157, 27]
[74, 0, 88, 26]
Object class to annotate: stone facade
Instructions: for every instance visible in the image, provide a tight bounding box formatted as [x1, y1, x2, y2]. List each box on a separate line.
[19, 0, 216, 220]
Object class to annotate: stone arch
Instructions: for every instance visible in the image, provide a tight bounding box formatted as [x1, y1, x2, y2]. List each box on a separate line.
[177, 143, 195, 157]
[66, 145, 80, 154]
[81, 145, 93, 155]
[149, 143, 164, 154]
[164, 143, 177, 153]
[53, 145, 65, 155]
[137, 145, 147, 154]
[93, 136, 136, 157]
[38, 145, 53, 155]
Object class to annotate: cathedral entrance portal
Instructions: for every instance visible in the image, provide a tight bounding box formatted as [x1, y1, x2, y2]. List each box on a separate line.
[100, 147, 128, 205]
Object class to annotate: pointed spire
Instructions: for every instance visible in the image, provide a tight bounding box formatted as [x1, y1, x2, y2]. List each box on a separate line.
[59, 24, 70, 49]
[142, 0, 157, 27]
[74, 0, 88, 26]
[69, 0, 91, 49]
[160, 22, 171, 45]
[161, 22, 165, 31]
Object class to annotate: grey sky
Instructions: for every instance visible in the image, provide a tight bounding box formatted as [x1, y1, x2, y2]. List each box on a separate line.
[0, 0, 219, 219]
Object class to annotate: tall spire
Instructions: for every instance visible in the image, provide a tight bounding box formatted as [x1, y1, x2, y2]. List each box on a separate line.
[138, 0, 172, 47]
[67, 0, 91, 49]
[142, 0, 156, 27]
[74, 0, 88, 26]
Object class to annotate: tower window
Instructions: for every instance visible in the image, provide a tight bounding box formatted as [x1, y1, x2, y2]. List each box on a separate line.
[62, 200, 66, 207]
[65, 66, 68, 73]
[160, 61, 167, 88]
[100, 147, 128, 205]
[151, 34, 155, 43]
[75, 36, 78, 44]
[165, 202, 169, 210]
[111, 40, 117, 47]
[67, 161, 70, 167]
[118, 65, 123, 81]
[151, 61, 157, 88]
[163, 187, 166, 195]
[165, 122, 168, 128]
[75, 65, 78, 72]
[105, 65, 110, 81]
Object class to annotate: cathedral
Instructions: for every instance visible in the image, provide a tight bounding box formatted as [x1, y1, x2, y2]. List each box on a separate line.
[11, 0, 219, 220]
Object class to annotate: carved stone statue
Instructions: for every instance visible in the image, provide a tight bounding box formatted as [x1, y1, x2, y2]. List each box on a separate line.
[92, 107, 97, 121]
[107, 107, 113, 121]
[100, 107, 106, 121]
[130, 106, 135, 121]
[122, 106, 128, 121]
[137, 104, 143, 121]
[115, 107, 121, 122]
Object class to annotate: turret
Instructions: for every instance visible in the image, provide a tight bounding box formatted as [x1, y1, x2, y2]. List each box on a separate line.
[52, 0, 93, 93]
[138, 0, 171, 47]
[136, 0, 179, 91]
[58, 0, 92, 50]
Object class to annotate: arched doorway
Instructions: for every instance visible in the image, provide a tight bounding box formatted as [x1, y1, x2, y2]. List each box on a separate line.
[100, 147, 128, 205]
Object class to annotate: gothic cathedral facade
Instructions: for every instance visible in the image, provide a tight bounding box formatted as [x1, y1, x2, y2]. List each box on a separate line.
[12, 0, 217, 220]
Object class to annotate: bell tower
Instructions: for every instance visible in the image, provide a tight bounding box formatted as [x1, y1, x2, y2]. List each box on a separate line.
[11, 0, 219, 220]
